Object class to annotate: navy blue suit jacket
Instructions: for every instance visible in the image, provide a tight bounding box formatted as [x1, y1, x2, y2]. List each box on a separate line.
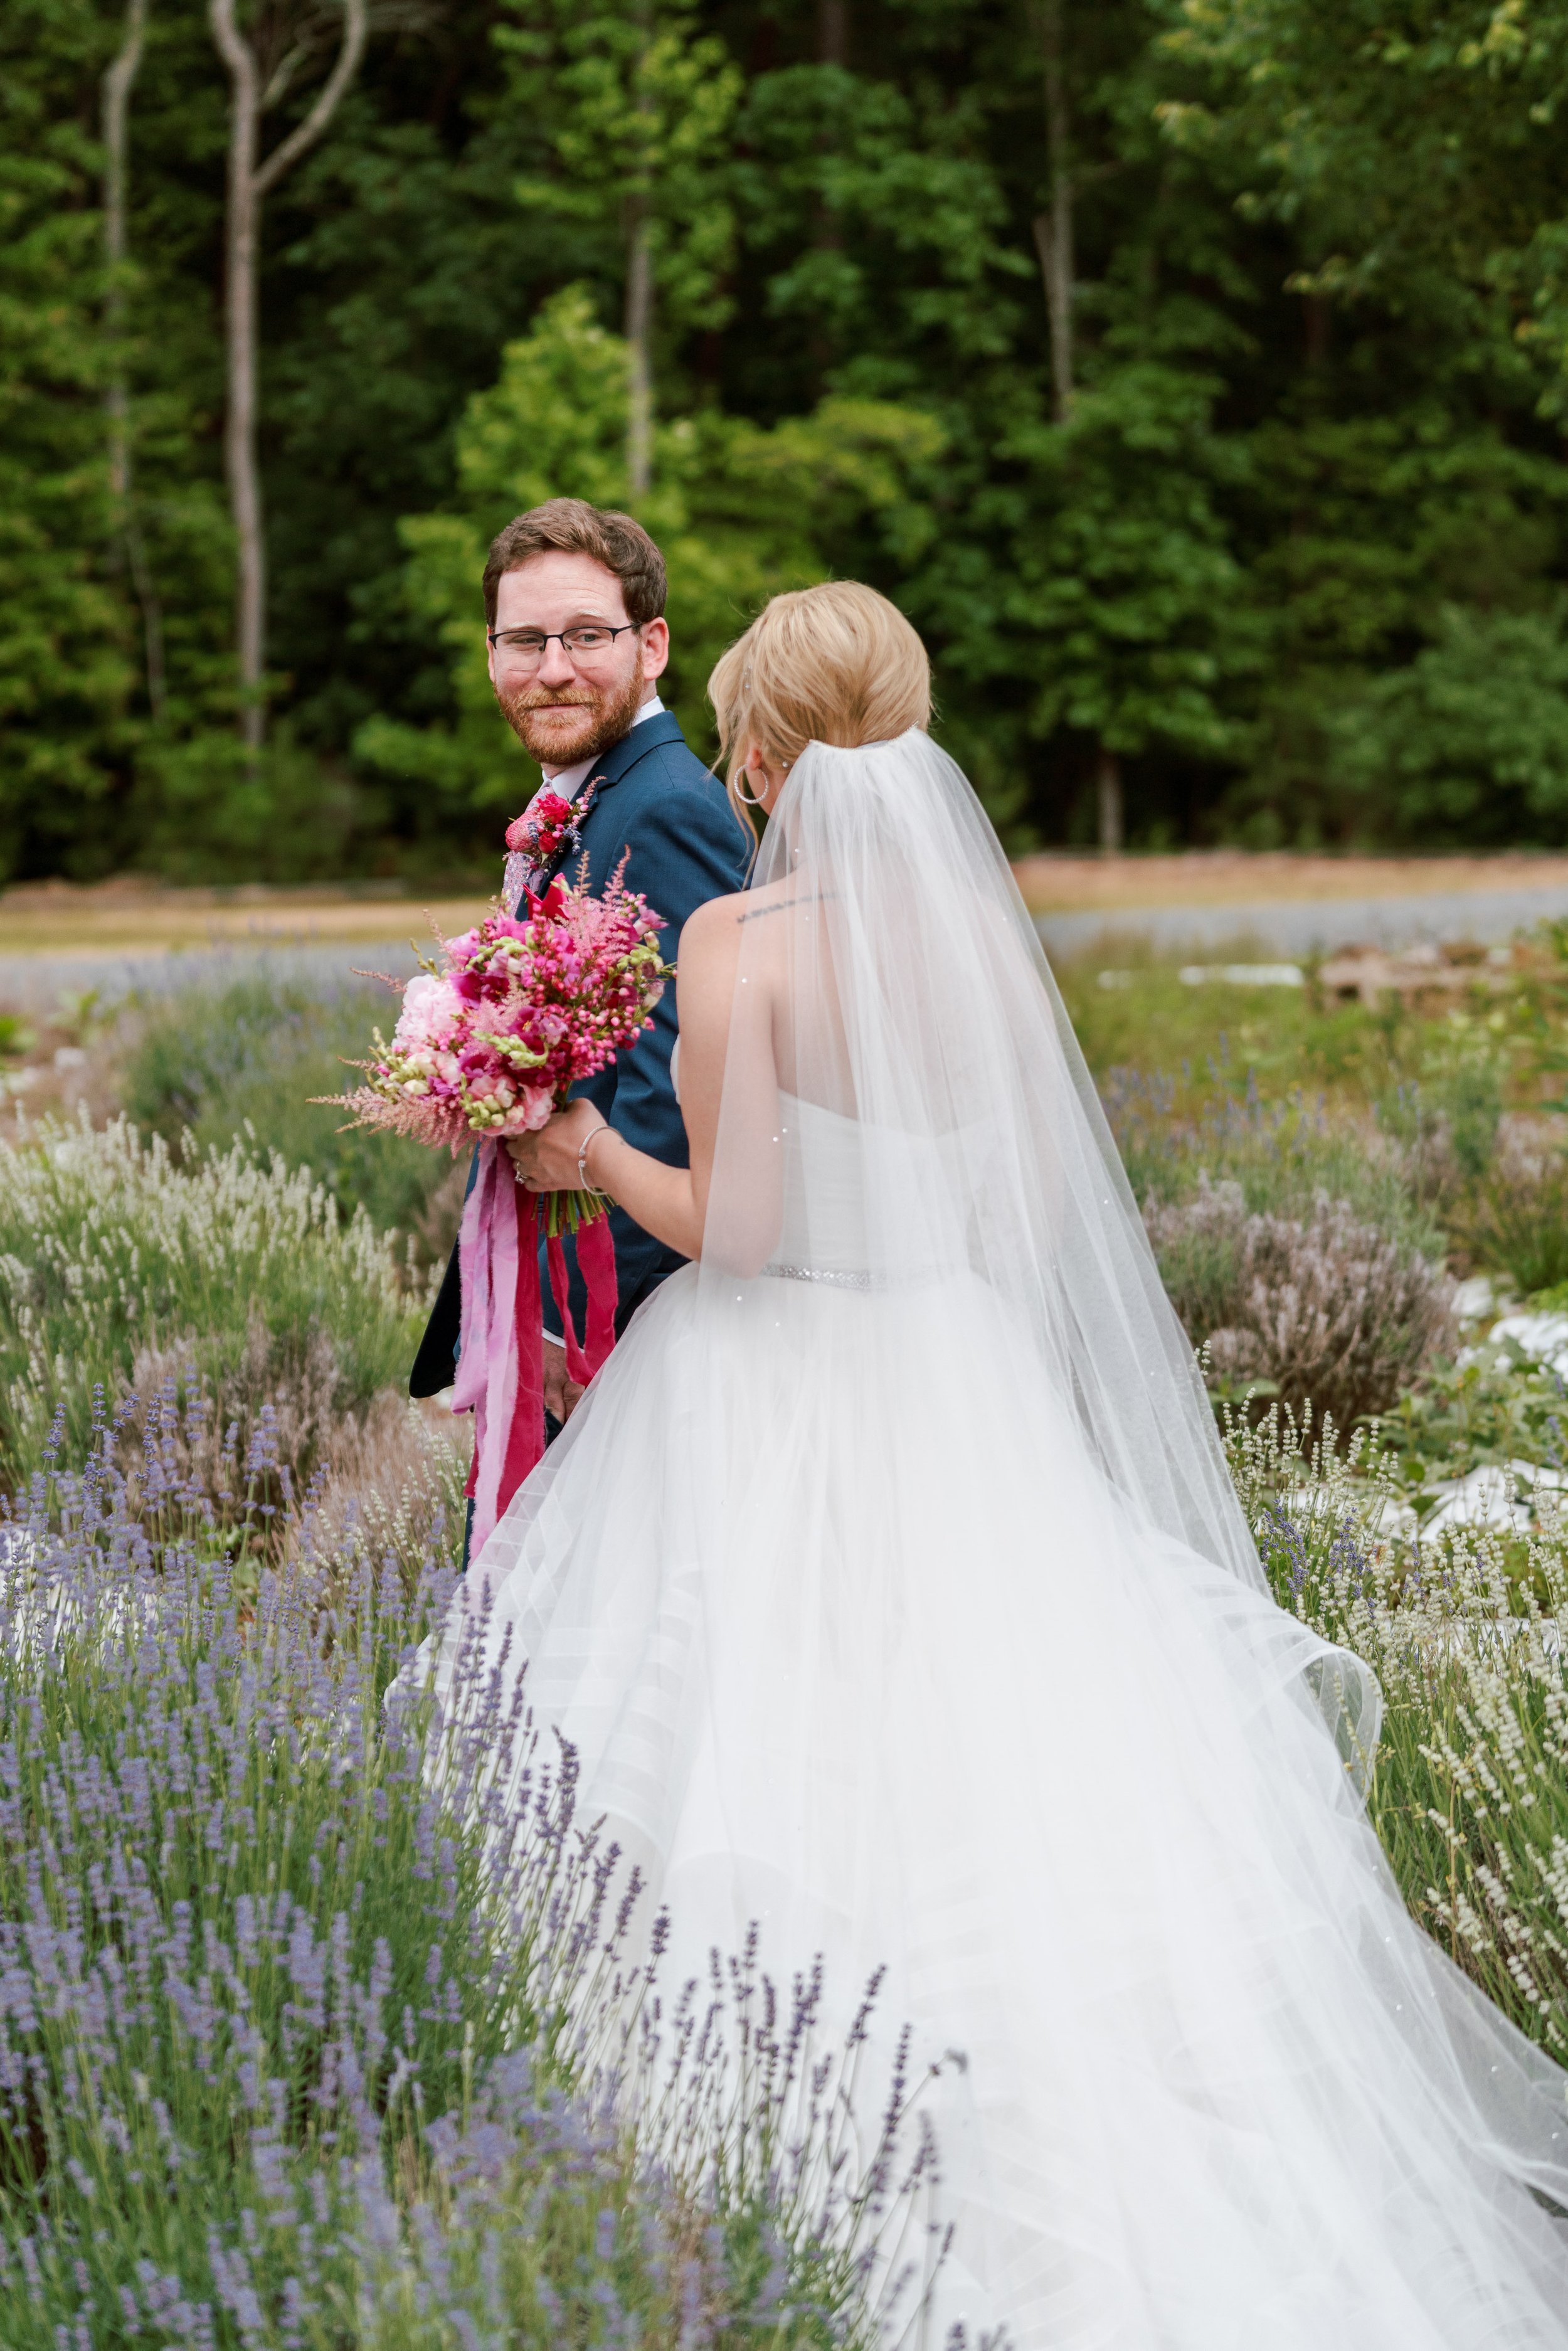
[409, 709, 751, 1397]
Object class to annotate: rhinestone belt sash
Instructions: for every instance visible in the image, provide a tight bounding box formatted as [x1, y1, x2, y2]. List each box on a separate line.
[761, 1262, 875, 1293]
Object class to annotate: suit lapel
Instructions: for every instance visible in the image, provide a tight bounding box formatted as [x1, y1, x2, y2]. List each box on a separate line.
[578, 707, 685, 807]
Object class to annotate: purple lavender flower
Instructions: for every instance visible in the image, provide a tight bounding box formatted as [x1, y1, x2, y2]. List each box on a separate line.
[0, 1391, 945, 2348]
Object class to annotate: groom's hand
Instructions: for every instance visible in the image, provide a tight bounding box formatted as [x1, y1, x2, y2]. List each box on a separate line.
[543, 1334, 585, 1424]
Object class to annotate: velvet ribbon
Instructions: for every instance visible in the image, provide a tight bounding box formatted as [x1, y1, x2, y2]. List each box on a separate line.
[455, 1141, 619, 1559]
[546, 1213, 618, 1387]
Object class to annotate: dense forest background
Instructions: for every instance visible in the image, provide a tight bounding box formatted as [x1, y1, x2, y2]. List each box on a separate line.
[13, 0, 1568, 881]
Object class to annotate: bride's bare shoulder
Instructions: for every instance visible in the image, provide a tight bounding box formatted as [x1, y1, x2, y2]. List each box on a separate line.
[679, 874, 796, 956]
[679, 891, 744, 962]
[687, 873, 817, 929]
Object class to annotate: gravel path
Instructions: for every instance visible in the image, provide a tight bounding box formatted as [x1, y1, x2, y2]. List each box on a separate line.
[1033, 881, 1568, 964]
[0, 939, 423, 1011]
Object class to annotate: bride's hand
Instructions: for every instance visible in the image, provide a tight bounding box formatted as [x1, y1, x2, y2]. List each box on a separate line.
[507, 1098, 606, 1192]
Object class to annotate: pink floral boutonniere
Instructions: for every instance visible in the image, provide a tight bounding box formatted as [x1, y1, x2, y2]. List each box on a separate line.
[506, 785, 588, 869]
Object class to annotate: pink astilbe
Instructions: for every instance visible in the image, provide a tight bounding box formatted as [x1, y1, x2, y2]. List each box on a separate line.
[324, 870, 670, 1150]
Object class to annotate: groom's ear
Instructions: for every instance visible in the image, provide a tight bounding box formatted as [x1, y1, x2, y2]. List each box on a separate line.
[640, 617, 670, 682]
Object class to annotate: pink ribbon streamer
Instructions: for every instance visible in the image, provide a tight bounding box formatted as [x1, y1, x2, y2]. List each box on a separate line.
[577, 1211, 619, 1371]
[546, 1210, 619, 1389]
[455, 1150, 619, 1564]
[453, 1145, 544, 1558]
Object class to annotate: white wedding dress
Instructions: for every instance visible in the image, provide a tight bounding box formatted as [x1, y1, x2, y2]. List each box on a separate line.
[425, 733, 1568, 2345]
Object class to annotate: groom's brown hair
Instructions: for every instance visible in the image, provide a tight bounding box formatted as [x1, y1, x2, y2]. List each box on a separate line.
[483, 499, 667, 629]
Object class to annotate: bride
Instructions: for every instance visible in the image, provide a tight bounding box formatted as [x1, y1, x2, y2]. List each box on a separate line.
[433, 582, 1568, 2343]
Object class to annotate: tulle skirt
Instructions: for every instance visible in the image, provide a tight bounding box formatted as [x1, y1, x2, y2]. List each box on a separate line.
[430, 1261, 1568, 2347]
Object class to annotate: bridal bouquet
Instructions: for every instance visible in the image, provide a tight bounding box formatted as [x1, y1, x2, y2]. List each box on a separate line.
[326, 869, 670, 1549]
[332, 869, 669, 1231]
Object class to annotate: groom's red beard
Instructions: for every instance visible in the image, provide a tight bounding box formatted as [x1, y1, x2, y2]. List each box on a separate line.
[497, 662, 648, 768]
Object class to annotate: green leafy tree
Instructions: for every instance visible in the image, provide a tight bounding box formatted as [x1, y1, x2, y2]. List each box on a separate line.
[1165, 0, 1568, 842]
[356, 285, 941, 842]
[497, 0, 742, 492]
[923, 361, 1255, 851]
[1222, 416, 1568, 843]
[1327, 602, 1568, 844]
[0, 0, 136, 880]
[1163, 0, 1566, 393]
[18, 0, 1568, 872]
[793, 0, 1272, 846]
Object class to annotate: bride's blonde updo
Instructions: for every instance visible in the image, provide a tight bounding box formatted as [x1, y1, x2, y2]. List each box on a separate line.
[708, 581, 931, 829]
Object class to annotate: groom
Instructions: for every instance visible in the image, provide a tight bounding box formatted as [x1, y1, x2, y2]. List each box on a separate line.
[409, 498, 751, 1431]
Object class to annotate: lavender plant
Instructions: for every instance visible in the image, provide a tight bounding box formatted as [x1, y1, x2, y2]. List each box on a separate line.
[1103, 1065, 1439, 1254]
[0, 1114, 430, 1483]
[621, 1941, 954, 2345]
[0, 1390, 935, 2348]
[1229, 1404, 1568, 2059]
[1146, 1177, 1454, 1432]
[122, 968, 458, 1245]
[1463, 1117, 1568, 1296]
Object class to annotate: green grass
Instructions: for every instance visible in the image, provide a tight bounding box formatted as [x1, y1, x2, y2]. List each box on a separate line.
[1059, 960, 1394, 1101]
[1057, 952, 1530, 1135]
[1059, 935, 1568, 1290]
[1106, 1069, 1449, 1255]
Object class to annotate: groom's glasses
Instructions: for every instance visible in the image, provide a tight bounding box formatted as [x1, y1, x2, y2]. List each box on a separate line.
[488, 622, 640, 671]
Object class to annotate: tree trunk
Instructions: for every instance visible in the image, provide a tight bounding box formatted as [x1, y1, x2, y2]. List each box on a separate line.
[625, 203, 654, 501]
[103, 0, 145, 511]
[1304, 289, 1330, 373]
[1031, 0, 1073, 425]
[208, 0, 368, 753]
[211, 1, 265, 751]
[102, 0, 166, 722]
[807, 0, 847, 382]
[1096, 743, 1123, 857]
[623, 0, 657, 506]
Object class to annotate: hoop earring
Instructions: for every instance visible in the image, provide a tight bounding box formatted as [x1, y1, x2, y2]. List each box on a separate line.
[735, 767, 767, 807]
